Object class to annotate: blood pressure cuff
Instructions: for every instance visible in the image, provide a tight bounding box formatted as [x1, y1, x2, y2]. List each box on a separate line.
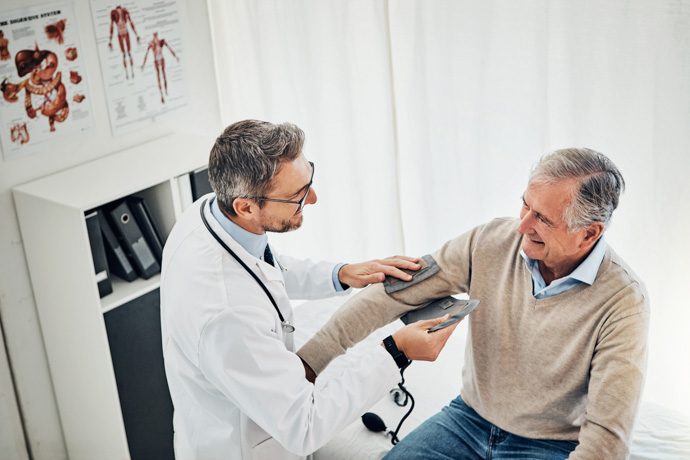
[383, 254, 440, 294]
[298, 253, 443, 375]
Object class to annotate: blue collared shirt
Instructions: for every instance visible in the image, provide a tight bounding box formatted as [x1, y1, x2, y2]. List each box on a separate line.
[520, 235, 606, 299]
[210, 197, 347, 291]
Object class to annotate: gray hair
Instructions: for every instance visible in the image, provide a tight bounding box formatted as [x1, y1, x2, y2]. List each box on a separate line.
[208, 120, 305, 216]
[529, 148, 625, 231]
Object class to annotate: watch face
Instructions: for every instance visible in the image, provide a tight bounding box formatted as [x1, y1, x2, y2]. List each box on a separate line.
[384, 336, 399, 353]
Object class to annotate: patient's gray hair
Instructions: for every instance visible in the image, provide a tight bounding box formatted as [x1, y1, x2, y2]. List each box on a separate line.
[529, 148, 625, 231]
[208, 120, 305, 216]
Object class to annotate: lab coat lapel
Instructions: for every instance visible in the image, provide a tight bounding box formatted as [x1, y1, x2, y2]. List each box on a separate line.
[201, 200, 291, 337]
[256, 244, 284, 283]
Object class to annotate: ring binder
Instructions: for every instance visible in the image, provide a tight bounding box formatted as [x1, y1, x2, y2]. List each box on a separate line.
[128, 197, 164, 263]
[99, 210, 138, 282]
[85, 210, 113, 297]
[106, 200, 160, 280]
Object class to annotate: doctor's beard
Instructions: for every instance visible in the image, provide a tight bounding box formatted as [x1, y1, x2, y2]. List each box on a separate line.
[262, 213, 303, 233]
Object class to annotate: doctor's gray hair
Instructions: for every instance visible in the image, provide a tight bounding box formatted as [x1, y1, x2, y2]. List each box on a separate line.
[528, 148, 625, 231]
[208, 120, 305, 216]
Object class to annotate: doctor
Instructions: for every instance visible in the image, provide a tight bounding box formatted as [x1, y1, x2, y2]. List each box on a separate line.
[160, 119, 458, 460]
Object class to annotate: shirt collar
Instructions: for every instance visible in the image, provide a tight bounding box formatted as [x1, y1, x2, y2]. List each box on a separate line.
[565, 235, 607, 285]
[210, 196, 268, 260]
[520, 234, 606, 287]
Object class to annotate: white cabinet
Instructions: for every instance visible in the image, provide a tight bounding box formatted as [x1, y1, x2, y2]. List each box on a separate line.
[13, 133, 210, 460]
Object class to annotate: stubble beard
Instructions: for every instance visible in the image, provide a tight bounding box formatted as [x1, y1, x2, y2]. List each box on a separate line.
[263, 214, 303, 233]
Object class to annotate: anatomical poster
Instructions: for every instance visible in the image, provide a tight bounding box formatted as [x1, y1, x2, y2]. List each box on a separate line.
[90, 0, 188, 136]
[0, 3, 94, 160]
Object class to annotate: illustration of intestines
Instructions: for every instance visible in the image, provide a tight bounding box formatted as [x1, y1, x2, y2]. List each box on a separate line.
[1, 44, 69, 132]
[70, 71, 82, 85]
[10, 123, 29, 145]
[65, 47, 77, 61]
[45, 19, 66, 45]
[0, 30, 10, 61]
[109, 6, 139, 79]
[141, 32, 179, 103]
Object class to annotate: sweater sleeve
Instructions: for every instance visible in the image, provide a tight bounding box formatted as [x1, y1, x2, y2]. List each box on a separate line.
[297, 225, 480, 375]
[569, 291, 650, 459]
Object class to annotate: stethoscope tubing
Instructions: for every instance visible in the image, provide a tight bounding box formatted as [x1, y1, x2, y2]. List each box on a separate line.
[199, 199, 295, 332]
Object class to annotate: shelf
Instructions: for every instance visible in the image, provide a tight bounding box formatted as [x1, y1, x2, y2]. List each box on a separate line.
[14, 133, 211, 212]
[13, 132, 211, 460]
[101, 275, 161, 314]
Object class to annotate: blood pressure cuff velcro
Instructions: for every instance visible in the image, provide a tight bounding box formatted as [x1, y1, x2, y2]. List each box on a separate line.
[383, 254, 440, 294]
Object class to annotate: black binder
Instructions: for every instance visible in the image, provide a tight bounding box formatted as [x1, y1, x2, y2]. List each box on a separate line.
[127, 197, 164, 263]
[190, 167, 213, 201]
[107, 200, 160, 280]
[99, 211, 137, 282]
[85, 210, 113, 297]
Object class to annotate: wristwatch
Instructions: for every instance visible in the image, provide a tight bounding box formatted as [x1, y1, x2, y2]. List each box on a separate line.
[383, 335, 411, 369]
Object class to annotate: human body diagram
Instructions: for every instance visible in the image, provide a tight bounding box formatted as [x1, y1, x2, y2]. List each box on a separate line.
[0, 5, 94, 157]
[108, 5, 139, 79]
[1, 45, 69, 132]
[141, 32, 179, 103]
[89, 1, 187, 135]
[10, 123, 29, 144]
[0, 30, 10, 61]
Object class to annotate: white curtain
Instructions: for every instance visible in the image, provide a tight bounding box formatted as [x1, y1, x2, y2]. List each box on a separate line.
[209, 0, 690, 415]
[207, 0, 404, 262]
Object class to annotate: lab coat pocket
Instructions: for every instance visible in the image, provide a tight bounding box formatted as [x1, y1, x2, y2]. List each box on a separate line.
[252, 436, 287, 460]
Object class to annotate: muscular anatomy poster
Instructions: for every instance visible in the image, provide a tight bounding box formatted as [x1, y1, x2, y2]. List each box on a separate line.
[0, 3, 94, 160]
[90, 0, 188, 136]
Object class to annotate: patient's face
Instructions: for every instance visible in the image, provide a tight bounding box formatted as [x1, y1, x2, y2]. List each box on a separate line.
[517, 180, 591, 277]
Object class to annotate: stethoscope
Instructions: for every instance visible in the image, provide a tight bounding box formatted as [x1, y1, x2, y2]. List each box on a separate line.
[200, 199, 295, 333]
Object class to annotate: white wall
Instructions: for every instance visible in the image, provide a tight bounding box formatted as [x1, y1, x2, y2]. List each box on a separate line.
[0, 0, 221, 458]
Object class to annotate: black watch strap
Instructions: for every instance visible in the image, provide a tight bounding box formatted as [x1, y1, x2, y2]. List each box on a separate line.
[383, 335, 411, 369]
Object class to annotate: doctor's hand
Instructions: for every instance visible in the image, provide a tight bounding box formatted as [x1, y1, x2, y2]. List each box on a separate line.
[338, 256, 420, 289]
[390, 315, 459, 362]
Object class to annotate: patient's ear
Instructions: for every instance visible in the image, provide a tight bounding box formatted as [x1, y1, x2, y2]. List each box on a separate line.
[582, 222, 604, 247]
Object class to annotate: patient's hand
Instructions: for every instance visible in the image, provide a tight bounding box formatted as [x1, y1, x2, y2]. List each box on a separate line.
[391, 315, 459, 362]
[338, 256, 420, 289]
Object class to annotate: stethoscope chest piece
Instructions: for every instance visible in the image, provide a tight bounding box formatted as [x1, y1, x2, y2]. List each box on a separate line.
[281, 321, 295, 333]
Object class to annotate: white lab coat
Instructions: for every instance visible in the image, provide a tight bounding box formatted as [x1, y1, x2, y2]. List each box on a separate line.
[160, 196, 399, 460]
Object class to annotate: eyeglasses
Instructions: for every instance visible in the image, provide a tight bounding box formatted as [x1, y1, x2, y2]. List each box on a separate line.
[248, 162, 314, 213]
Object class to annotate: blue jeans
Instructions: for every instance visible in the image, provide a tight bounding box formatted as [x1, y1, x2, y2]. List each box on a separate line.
[383, 395, 577, 460]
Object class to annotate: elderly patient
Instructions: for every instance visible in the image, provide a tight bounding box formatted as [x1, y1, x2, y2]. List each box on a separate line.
[298, 148, 649, 460]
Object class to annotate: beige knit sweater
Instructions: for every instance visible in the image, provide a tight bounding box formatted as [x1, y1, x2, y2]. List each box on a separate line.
[298, 218, 649, 459]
